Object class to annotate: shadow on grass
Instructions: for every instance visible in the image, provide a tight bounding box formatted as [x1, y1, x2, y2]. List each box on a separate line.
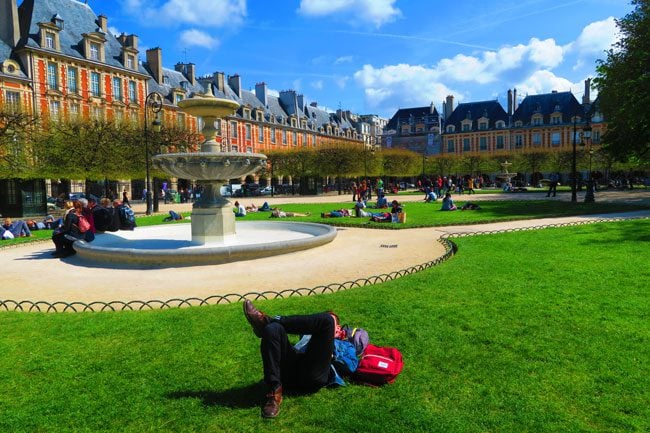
[166, 382, 318, 409]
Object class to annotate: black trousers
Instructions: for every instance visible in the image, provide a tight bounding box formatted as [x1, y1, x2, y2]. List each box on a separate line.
[260, 312, 334, 392]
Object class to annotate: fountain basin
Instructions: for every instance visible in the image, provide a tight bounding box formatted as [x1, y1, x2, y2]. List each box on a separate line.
[73, 221, 337, 268]
[177, 96, 240, 118]
[152, 152, 267, 181]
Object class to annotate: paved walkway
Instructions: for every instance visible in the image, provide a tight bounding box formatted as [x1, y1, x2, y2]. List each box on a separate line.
[1, 190, 648, 307]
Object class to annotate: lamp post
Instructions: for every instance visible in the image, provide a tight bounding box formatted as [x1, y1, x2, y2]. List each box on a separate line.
[144, 91, 163, 215]
[583, 115, 594, 203]
[570, 107, 583, 203]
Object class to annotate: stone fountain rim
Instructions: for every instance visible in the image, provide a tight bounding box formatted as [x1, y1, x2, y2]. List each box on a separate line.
[152, 151, 267, 159]
[72, 221, 337, 268]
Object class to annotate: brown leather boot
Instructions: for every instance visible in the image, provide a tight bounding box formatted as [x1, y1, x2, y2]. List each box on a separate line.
[243, 300, 270, 338]
[262, 386, 282, 418]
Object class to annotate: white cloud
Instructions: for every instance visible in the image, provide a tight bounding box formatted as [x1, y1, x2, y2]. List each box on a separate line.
[179, 29, 219, 49]
[513, 70, 577, 97]
[311, 80, 324, 90]
[108, 26, 121, 37]
[133, 0, 246, 27]
[334, 55, 354, 65]
[570, 17, 620, 55]
[298, 0, 400, 28]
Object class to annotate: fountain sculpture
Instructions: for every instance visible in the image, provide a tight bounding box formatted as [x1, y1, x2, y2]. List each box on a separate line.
[74, 86, 336, 267]
[496, 160, 517, 184]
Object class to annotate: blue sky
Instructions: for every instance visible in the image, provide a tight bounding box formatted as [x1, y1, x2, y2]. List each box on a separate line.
[88, 0, 632, 118]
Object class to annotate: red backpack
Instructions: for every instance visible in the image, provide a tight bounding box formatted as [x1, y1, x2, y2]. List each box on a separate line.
[352, 344, 403, 386]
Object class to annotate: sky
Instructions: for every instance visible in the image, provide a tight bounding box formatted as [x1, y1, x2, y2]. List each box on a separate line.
[85, 0, 633, 119]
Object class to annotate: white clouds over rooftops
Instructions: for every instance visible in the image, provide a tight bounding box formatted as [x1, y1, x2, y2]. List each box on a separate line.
[354, 18, 615, 112]
[298, 0, 401, 28]
[126, 0, 246, 27]
[179, 29, 219, 49]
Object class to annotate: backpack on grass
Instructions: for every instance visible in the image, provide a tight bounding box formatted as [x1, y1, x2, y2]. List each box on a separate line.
[352, 344, 403, 386]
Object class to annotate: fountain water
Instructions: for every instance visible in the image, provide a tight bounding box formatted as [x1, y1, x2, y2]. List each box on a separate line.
[74, 87, 336, 267]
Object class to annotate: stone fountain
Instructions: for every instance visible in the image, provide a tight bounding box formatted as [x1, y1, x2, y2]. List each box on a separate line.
[73, 86, 336, 267]
[496, 160, 517, 183]
[152, 87, 265, 244]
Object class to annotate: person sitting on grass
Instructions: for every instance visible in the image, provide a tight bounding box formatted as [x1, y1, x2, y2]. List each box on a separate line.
[375, 193, 388, 209]
[246, 203, 258, 213]
[259, 201, 272, 212]
[424, 189, 437, 203]
[234, 201, 246, 217]
[461, 202, 481, 211]
[2, 217, 32, 238]
[440, 193, 457, 211]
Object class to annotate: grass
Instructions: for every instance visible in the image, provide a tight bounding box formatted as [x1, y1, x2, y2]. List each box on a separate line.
[158, 200, 647, 229]
[1, 219, 649, 432]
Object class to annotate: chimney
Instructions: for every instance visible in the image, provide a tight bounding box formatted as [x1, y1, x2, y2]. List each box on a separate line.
[146, 47, 163, 84]
[0, 0, 20, 47]
[117, 32, 127, 46]
[583, 78, 591, 105]
[126, 34, 138, 49]
[297, 94, 305, 112]
[174, 62, 184, 73]
[186, 63, 196, 86]
[214, 71, 225, 93]
[228, 74, 241, 99]
[444, 95, 454, 120]
[430, 101, 435, 114]
[310, 102, 318, 108]
[507, 89, 513, 115]
[97, 14, 107, 33]
[255, 82, 268, 106]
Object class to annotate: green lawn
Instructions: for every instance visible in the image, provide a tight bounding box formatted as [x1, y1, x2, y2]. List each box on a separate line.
[139, 200, 650, 229]
[1, 219, 648, 432]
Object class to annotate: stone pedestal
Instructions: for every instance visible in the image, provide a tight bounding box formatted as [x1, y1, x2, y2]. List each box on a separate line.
[191, 206, 235, 244]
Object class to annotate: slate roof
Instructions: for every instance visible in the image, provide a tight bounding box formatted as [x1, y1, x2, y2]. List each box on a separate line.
[18, 0, 148, 75]
[0, 38, 29, 80]
[445, 100, 508, 131]
[386, 105, 440, 131]
[146, 67, 204, 105]
[513, 91, 581, 126]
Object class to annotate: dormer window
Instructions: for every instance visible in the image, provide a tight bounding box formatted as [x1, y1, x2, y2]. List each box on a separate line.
[163, 76, 169, 85]
[126, 55, 135, 69]
[38, 23, 61, 51]
[446, 125, 455, 133]
[532, 115, 543, 126]
[478, 121, 488, 130]
[53, 14, 64, 30]
[90, 43, 100, 60]
[495, 120, 505, 129]
[554, 104, 561, 112]
[82, 32, 107, 62]
[181, 81, 188, 90]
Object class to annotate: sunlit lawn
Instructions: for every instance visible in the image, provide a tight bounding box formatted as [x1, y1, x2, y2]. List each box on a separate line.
[1, 220, 648, 432]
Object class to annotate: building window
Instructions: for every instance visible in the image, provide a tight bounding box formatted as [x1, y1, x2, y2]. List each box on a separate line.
[479, 122, 488, 130]
[447, 140, 454, 153]
[292, 131, 297, 146]
[495, 121, 505, 129]
[69, 103, 80, 118]
[49, 100, 60, 118]
[246, 146, 253, 153]
[177, 113, 185, 127]
[127, 55, 134, 69]
[128, 81, 137, 103]
[5, 91, 20, 112]
[496, 135, 504, 149]
[551, 116, 561, 124]
[230, 121, 238, 138]
[463, 138, 470, 151]
[90, 72, 101, 97]
[245, 124, 252, 140]
[230, 145, 238, 152]
[514, 121, 523, 127]
[92, 106, 103, 119]
[271, 127, 276, 144]
[115, 109, 124, 121]
[112, 77, 122, 100]
[479, 137, 487, 150]
[533, 133, 542, 145]
[462, 123, 471, 132]
[90, 42, 100, 60]
[175, 94, 183, 104]
[303, 132, 307, 147]
[45, 32, 55, 49]
[446, 125, 455, 133]
[282, 130, 287, 144]
[67, 67, 78, 93]
[214, 120, 222, 136]
[593, 130, 601, 144]
[47, 62, 58, 90]
[515, 135, 523, 147]
[258, 125, 264, 142]
[532, 117, 543, 126]
[163, 76, 169, 85]
[551, 132, 561, 145]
